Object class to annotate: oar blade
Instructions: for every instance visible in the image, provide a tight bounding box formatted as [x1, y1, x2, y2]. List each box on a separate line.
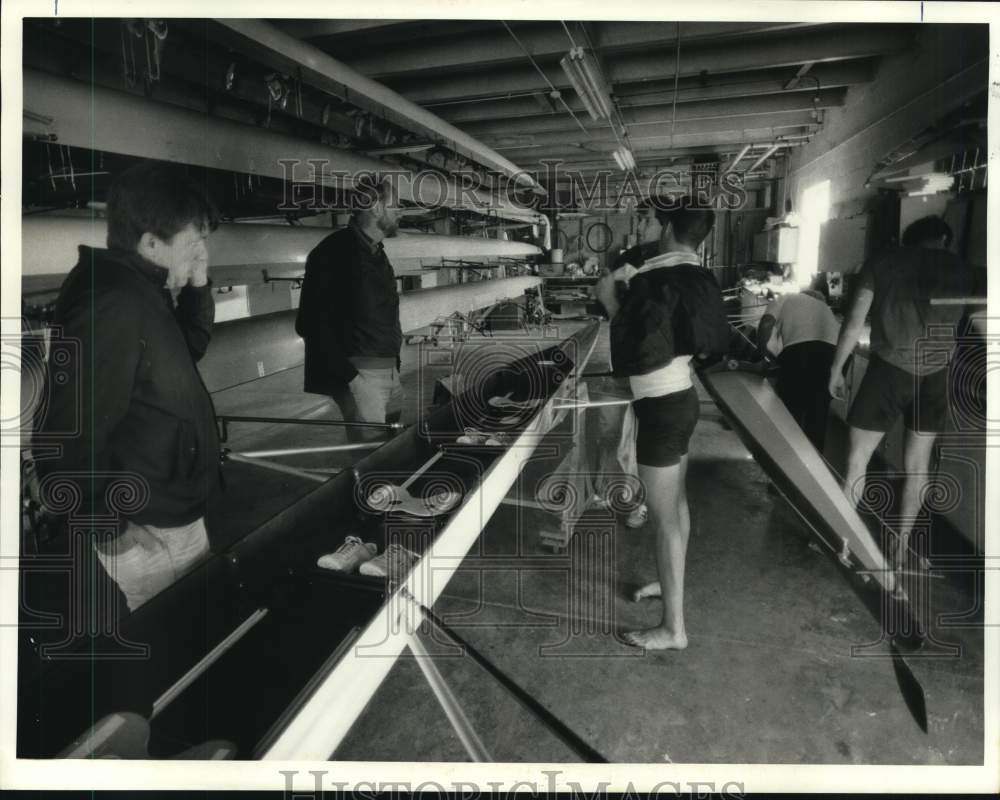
[891, 642, 928, 733]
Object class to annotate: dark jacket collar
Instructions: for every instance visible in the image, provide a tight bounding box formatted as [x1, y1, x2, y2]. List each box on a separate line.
[79, 245, 170, 288]
[348, 218, 385, 255]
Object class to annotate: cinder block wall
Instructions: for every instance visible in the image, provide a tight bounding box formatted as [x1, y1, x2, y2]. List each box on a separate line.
[786, 23, 989, 551]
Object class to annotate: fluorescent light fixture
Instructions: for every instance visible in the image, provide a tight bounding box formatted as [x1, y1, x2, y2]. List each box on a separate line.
[561, 46, 613, 121]
[613, 147, 635, 171]
[573, 49, 613, 119]
[561, 59, 600, 119]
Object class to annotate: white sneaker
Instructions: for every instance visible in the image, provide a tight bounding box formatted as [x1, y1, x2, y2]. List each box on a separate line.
[359, 542, 420, 579]
[625, 504, 648, 529]
[317, 536, 377, 572]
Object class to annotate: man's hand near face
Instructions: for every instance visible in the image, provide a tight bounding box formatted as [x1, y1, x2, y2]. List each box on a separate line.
[189, 258, 209, 288]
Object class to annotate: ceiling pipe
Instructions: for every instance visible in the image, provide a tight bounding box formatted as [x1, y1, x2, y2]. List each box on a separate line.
[212, 19, 543, 193]
[425, 60, 875, 120]
[745, 143, 781, 173]
[722, 144, 753, 173]
[397, 26, 913, 105]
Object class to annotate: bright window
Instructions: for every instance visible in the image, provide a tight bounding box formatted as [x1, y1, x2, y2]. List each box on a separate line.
[796, 180, 831, 288]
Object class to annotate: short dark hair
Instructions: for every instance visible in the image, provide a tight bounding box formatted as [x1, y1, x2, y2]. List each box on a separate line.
[107, 161, 219, 251]
[902, 215, 952, 248]
[353, 174, 396, 211]
[645, 196, 715, 248]
[807, 272, 830, 300]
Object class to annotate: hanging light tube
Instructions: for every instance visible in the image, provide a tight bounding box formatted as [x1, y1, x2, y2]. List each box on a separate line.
[613, 147, 635, 170]
[573, 48, 613, 120]
[612, 150, 626, 170]
[560, 52, 600, 120]
[560, 47, 612, 121]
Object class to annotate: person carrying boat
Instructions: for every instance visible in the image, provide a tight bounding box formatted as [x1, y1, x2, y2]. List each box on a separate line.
[32, 161, 221, 612]
[756, 284, 841, 452]
[296, 176, 404, 441]
[595, 196, 730, 650]
[828, 215, 984, 574]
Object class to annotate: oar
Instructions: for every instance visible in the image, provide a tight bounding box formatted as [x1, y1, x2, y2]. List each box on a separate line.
[891, 641, 928, 733]
[552, 398, 631, 412]
[223, 451, 327, 483]
[238, 442, 383, 458]
[405, 591, 609, 763]
[365, 450, 461, 517]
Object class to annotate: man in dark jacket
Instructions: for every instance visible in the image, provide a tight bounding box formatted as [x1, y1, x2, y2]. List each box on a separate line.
[33, 161, 220, 611]
[295, 177, 404, 441]
[595, 196, 728, 650]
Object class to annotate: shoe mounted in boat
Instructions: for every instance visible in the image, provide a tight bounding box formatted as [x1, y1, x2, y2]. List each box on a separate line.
[317, 535, 378, 572]
[359, 542, 420, 580]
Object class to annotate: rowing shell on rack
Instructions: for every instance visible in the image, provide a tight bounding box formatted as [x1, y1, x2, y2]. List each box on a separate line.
[20, 216, 542, 293]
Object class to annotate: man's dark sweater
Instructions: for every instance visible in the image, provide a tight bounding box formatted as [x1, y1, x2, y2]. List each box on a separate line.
[295, 222, 402, 395]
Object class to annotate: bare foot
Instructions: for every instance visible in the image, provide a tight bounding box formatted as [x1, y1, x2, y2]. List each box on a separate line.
[633, 581, 662, 602]
[622, 627, 688, 650]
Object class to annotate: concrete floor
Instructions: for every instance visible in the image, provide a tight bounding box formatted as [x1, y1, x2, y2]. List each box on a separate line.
[208, 321, 984, 764]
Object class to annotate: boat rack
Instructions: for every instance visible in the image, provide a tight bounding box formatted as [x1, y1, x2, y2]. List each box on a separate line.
[260, 269, 304, 287]
[215, 413, 404, 443]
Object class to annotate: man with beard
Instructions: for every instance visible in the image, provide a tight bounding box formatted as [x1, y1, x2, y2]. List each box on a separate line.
[296, 176, 404, 440]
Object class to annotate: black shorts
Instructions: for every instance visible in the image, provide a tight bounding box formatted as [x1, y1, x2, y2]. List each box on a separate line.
[847, 354, 950, 433]
[632, 386, 700, 467]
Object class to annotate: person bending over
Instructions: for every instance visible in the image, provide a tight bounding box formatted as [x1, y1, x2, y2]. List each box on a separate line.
[757, 285, 840, 452]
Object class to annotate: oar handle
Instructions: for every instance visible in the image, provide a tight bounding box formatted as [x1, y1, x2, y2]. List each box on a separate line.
[552, 398, 631, 411]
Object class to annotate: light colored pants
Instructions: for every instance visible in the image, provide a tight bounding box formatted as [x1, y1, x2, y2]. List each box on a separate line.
[95, 517, 210, 611]
[617, 403, 639, 478]
[332, 367, 404, 442]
